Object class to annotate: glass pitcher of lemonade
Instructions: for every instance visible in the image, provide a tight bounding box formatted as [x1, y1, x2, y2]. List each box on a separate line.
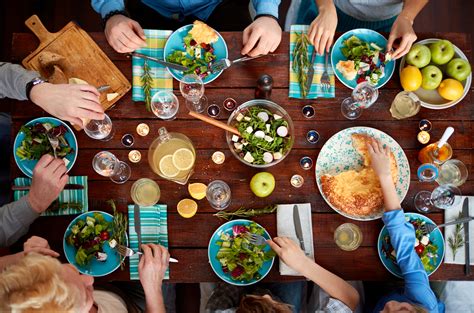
[148, 127, 196, 185]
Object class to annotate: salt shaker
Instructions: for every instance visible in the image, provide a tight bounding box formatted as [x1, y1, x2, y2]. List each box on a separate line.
[255, 74, 273, 99]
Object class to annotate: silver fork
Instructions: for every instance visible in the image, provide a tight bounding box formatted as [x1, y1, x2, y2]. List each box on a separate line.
[116, 244, 179, 262]
[244, 232, 267, 246]
[420, 216, 474, 235]
[320, 52, 331, 92]
[46, 133, 59, 158]
[210, 54, 265, 73]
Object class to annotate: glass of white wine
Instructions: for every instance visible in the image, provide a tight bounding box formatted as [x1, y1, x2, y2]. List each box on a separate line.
[436, 159, 468, 187]
[334, 223, 363, 251]
[179, 74, 207, 113]
[84, 113, 115, 141]
[92, 151, 131, 184]
[131, 178, 160, 206]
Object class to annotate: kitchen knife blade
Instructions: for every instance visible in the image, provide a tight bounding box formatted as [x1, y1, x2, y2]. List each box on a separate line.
[131, 52, 190, 72]
[293, 205, 306, 252]
[134, 204, 142, 254]
[462, 198, 470, 275]
[12, 184, 84, 191]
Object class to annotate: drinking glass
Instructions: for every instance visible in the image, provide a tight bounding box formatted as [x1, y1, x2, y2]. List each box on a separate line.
[334, 223, 363, 251]
[341, 81, 379, 120]
[206, 180, 231, 210]
[131, 178, 160, 206]
[84, 113, 114, 141]
[417, 163, 439, 182]
[151, 90, 180, 120]
[92, 151, 131, 184]
[436, 159, 468, 187]
[414, 184, 462, 213]
[179, 74, 207, 113]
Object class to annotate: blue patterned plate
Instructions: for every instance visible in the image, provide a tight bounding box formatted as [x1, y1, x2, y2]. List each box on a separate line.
[315, 127, 410, 220]
[331, 28, 395, 89]
[163, 24, 228, 84]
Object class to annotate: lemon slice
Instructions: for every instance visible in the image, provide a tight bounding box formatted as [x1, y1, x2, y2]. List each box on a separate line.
[188, 183, 207, 200]
[159, 155, 180, 178]
[177, 199, 198, 218]
[172, 148, 195, 171]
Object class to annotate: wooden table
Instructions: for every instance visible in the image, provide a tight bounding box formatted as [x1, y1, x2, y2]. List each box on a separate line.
[8, 32, 473, 282]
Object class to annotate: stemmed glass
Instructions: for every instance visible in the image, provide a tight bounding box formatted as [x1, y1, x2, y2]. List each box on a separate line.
[151, 90, 180, 120]
[92, 151, 131, 184]
[84, 113, 115, 141]
[206, 180, 231, 210]
[341, 81, 379, 120]
[179, 74, 207, 113]
[414, 184, 462, 213]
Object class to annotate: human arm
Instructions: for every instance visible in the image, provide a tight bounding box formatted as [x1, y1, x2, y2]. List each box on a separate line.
[139, 244, 169, 313]
[267, 237, 359, 310]
[387, 0, 429, 59]
[0, 62, 37, 100]
[307, 0, 337, 55]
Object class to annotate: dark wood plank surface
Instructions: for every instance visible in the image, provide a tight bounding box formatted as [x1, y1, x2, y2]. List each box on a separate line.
[8, 32, 473, 282]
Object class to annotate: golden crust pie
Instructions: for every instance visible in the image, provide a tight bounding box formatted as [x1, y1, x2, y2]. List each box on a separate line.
[189, 21, 218, 45]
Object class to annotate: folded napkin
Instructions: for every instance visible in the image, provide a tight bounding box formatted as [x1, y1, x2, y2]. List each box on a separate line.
[128, 204, 169, 280]
[289, 25, 335, 99]
[276, 203, 315, 276]
[132, 29, 173, 101]
[444, 196, 474, 265]
[14, 176, 88, 216]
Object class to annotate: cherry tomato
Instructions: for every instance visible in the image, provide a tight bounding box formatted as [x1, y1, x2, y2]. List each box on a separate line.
[415, 244, 425, 255]
[100, 231, 109, 241]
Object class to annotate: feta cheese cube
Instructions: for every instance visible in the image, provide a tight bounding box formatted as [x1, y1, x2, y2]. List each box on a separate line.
[243, 152, 254, 163]
[273, 114, 282, 120]
[242, 140, 249, 146]
[421, 236, 429, 246]
[359, 62, 370, 72]
[236, 113, 244, 122]
[265, 124, 271, 132]
[63, 158, 70, 167]
[273, 152, 283, 160]
[43, 123, 52, 131]
[254, 130, 265, 139]
[231, 135, 240, 142]
[195, 47, 202, 58]
[109, 239, 117, 249]
[96, 252, 108, 262]
[234, 142, 243, 150]
[245, 126, 253, 134]
[264, 135, 274, 142]
[244, 116, 251, 121]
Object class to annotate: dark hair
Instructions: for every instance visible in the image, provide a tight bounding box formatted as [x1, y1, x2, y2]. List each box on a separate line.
[236, 295, 293, 313]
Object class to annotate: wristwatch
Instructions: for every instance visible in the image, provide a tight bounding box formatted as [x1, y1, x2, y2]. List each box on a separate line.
[25, 77, 47, 101]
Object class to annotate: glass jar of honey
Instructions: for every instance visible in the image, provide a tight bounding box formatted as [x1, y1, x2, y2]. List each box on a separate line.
[418, 141, 453, 164]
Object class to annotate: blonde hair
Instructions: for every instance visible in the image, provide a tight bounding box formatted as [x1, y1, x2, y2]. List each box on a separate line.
[0, 253, 83, 312]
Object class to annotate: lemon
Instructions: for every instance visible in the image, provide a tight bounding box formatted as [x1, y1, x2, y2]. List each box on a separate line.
[438, 78, 464, 101]
[159, 154, 180, 178]
[177, 199, 198, 218]
[188, 183, 207, 200]
[172, 148, 195, 171]
[400, 65, 422, 91]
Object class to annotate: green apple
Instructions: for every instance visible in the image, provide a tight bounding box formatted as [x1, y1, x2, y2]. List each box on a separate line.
[446, 58, 472, 81]
[421, 65, 443, 90]
[430, 40, 455, 65]
[250, 172, 275, 198]
[406, 44, 431, 68]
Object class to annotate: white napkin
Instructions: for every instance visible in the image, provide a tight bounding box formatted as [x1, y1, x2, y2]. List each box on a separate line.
[276, 203, 315, 276]
[444, 196, 474, 264]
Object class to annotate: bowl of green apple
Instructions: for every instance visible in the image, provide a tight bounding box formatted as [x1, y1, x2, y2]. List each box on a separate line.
[399, 38, 471, 110]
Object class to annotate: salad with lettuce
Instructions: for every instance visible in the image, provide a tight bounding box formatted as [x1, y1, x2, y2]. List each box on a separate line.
[381, 217, 440, 274]
[215, 222, 275, 281]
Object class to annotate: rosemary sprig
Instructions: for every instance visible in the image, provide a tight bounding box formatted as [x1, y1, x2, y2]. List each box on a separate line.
[108, 199, 128, 270]
[292, 32, 311, 98]
[448, 212, 465, 261]
[214, 205, 277, 220]
[141, 60, 153, 112]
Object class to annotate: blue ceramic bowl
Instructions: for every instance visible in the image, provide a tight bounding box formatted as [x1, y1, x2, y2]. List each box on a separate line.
[163, 24, 228, 84]
[208, 219, 274, 286]
[13, 117, 77, 178]
[331, 28, 395, 89]
[63, 211, 128, 277]
[377, 212, 445, 278]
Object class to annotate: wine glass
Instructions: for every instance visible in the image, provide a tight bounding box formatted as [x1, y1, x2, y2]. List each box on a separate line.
[436, 159, 468, 187]
[92, 151, 131, 184]
[84, 113, 115, 141]
[151, 90, 180, 120]
[414, 184, 462, 213]
[179, 74, 207, 113]
[341, 81, 379, 120]
[206, 180, 231, 210]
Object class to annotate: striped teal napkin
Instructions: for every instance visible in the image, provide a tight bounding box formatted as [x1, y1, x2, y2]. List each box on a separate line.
[128, 204, 169, 280]
[132, 29, 173, 101]
[289, 25, 335, 99]
[13, 176, 88, 216]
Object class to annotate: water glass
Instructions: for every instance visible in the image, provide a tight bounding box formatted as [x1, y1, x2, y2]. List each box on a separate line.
[84, 113, 114, 141]
[151, 90, 180, 120]
[436, 159, 468, 187]
[417, 163, 439, 182]
[206, 180, 231, 210]
[92, 151, 131, 184]
[341, 82, 379, 120]
[179, 74, 207, 113]
[334, 223, 363, 251]
[131, 178, 160, 206]
[414, 184, 462, 213]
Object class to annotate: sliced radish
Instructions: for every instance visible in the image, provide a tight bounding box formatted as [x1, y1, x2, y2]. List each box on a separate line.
[277, 126, 288, 137]
[257, 112, 269, 122]
[263, 152, 273, 163]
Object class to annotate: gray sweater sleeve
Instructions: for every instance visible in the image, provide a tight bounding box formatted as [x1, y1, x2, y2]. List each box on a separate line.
[0, 62, 39, 100]
[0, 196, 39, 247]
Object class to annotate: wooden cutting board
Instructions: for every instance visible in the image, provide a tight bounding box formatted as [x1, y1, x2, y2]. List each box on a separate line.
[22, 15, 130, 114]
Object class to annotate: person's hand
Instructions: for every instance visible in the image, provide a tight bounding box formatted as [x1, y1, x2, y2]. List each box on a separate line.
[241, 16, 282, 57]
[367, 139, 392, 178]
[267, 237, 311, 274]
[138, 244, 169, 294]
[105, 14, 147, 53]
[387, 15, 417, 60]
[30, 83, 104, 127]
[28, 154, 68, 213]
[23, 236, 60, 257]
[308, 4, 337, 55]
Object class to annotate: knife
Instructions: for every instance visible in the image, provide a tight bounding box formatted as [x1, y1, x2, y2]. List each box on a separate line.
[12, 184, 84, 191]
[293, 205, 306, 252]
[462, 198, 470, 275]
[134, 204, 142, 254]
[305, 49, 316, 95]
[131, 52, 190, 72]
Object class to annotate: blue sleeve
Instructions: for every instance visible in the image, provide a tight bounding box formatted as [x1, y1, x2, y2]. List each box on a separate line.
[91, 0, 125, 18]
[382, 210, 439, 311]
[252, 0, 281, 19]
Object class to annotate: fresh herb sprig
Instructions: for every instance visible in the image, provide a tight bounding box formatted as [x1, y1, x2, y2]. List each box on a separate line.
[448, 212, 465, 261]
[141, 60, 153, 112]
[214, 205, 277, 220]
[292, 32, 311, 98]
[108, 200, 128, 269]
